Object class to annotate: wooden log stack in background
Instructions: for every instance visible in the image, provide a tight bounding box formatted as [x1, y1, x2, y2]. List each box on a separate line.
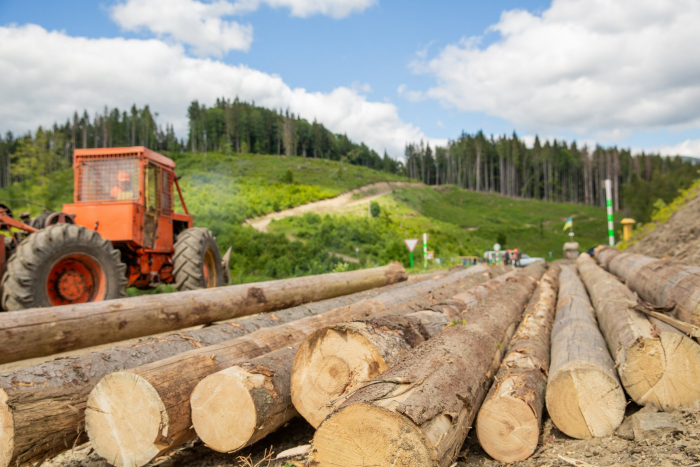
[310, 263, 546, 467]
[545, 265, 626, 439]
[0, 262, 407, 364]
[577, 253, 700, 411]
[475, 266, 559, 462]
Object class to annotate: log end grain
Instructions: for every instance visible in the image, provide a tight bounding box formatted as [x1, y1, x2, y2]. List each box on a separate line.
[622, 332, 700, 411]
[476, 392, 539, 462]
[190, 367, 260, 453]
[546, 362, 626, 439]
[291, 327, 389, 428]
[86, 372, 166, 467]
[0, 389, 13, 467]
[310, 403, 434, 467]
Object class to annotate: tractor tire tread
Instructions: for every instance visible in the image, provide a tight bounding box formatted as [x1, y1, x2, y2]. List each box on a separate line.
[172, 227, 224, 291]
[1, 224, 128, 311]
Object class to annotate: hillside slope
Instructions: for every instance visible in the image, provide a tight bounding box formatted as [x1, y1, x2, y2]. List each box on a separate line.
[621, 179, 700, 264]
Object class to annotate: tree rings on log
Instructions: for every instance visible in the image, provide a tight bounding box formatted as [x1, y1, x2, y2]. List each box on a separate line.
[85, 372, 167, 467]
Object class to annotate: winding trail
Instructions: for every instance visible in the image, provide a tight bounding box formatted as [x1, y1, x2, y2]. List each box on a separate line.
[244, 181, 421, 233]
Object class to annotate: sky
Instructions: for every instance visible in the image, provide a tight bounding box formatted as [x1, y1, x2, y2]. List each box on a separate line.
[1, 0, 700, 158]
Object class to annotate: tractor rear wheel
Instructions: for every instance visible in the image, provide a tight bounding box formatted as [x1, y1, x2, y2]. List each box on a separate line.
[173, 228, 224, 291]
[1, 224, 127, 311]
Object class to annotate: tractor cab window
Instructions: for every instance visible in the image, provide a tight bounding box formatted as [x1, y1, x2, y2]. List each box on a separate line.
[145, 163, 161, 212]
[79, 157, 139, 202]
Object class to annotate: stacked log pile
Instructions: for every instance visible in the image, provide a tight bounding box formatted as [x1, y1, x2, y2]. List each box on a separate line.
[545, 265, 626, 439]
[83, 264, 503, 467]
[5, 248, 700, 467]
[310, 263, 546, 466]
[577, 253, 700, 411]
[475, 266, 559, 462]
[596, 246, 700, 326]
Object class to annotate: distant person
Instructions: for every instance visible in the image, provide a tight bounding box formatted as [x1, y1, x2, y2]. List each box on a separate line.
[514, 248, 521, 267]
[505, 250, 511, 266]
[111, 170, 134, 200]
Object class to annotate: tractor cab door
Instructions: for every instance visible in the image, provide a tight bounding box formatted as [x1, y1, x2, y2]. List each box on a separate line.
[143, 162, 161, 249]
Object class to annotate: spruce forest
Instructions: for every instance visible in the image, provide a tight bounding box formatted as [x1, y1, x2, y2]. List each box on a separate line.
[0, 99, 697, 222]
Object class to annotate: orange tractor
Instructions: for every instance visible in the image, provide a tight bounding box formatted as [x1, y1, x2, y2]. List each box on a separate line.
[0, 147, 229, 311]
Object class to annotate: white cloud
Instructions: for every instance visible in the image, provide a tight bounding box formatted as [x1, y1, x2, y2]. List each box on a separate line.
[111, 0, 376, 57]
[112, 0, 253, 57]
[436, 120, 444, 128]
[230, 0, 376, 18]
[419, 0, 700, 138]
[0, 24, 436, 157]
[636, 139, 700, 158]
[396, 84, 425, 102]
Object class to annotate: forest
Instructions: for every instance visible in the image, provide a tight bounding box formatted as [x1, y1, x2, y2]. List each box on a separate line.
[0, 99, 398, 189]
[404, 132, 699, 222]
[1, 99, 698, 222]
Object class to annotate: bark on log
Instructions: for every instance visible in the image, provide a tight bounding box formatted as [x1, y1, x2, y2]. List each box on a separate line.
[0, 281, 411, 467]
[545, 265, 626, 440]
[291, 268, 517, 428]
[190, 345, 298, 454]
[577, 253, 700, 411]
[0, 263, 407, 364]
[84, 265, 497, 467]
[309, 263, 546, 467]
[475, 266, 559, 462]
[596, 246, 700, 327]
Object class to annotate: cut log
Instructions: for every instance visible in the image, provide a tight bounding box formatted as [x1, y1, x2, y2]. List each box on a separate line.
[310, 263, 546, 467]
[545, 265, 626, 440]
[84, 265, 498, 467]
[291, 268, 518, 428]
[0, 281, 413, 467]
[191, 345, 298, 453]
[0, 262, 407, 364]
[577, 253, 700, 411]
[596, 246, 700, 327]
[475, 266, 559, 462]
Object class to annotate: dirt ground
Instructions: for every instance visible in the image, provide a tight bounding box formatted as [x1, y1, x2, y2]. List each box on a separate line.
[626, 184, 700, 266]
[45, 402, 700, 467]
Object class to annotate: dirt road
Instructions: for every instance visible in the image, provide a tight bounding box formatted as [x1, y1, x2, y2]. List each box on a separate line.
[245, 181, 421, 232]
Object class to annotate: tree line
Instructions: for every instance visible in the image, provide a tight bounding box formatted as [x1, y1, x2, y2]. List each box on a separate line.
[0, 99, 400, 189]
[405, 132, 699, 222]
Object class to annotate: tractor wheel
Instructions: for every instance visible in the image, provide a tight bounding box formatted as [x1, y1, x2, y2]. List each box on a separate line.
[1, 224, 127, 311]
[173, 227, 224, 291]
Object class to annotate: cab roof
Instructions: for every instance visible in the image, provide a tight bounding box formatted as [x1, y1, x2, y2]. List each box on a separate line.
[73, 147, 175, 168]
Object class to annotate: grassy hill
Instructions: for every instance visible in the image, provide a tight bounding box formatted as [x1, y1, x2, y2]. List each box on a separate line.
[1, 151, 621, 282]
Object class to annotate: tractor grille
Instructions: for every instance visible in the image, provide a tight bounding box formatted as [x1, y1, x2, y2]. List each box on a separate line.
[78, 157, 140, 202]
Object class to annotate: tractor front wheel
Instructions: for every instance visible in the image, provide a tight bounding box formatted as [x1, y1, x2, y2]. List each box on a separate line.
[173, 228, 225, 291]
[1, 224, 128, 311]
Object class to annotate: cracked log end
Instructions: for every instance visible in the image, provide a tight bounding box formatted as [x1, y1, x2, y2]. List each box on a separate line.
[86, 372, 167, 467]
[622, 332, 700, 411]
[310, 403, 434, 467]
[0, 389, 13, 467]
[191, 367, 259, 453]
[476, 393, 539, 462]
[546, 362, 626, 439]
[291, 327, 388, 428]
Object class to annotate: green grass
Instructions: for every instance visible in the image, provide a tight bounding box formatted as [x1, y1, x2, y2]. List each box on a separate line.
[269, 185, 624, 266]
[393, 186, 625, 258]
[1, 151, 624, 281]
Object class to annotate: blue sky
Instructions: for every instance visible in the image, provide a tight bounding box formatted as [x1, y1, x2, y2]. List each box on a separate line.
[1, 0, 700, 157]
